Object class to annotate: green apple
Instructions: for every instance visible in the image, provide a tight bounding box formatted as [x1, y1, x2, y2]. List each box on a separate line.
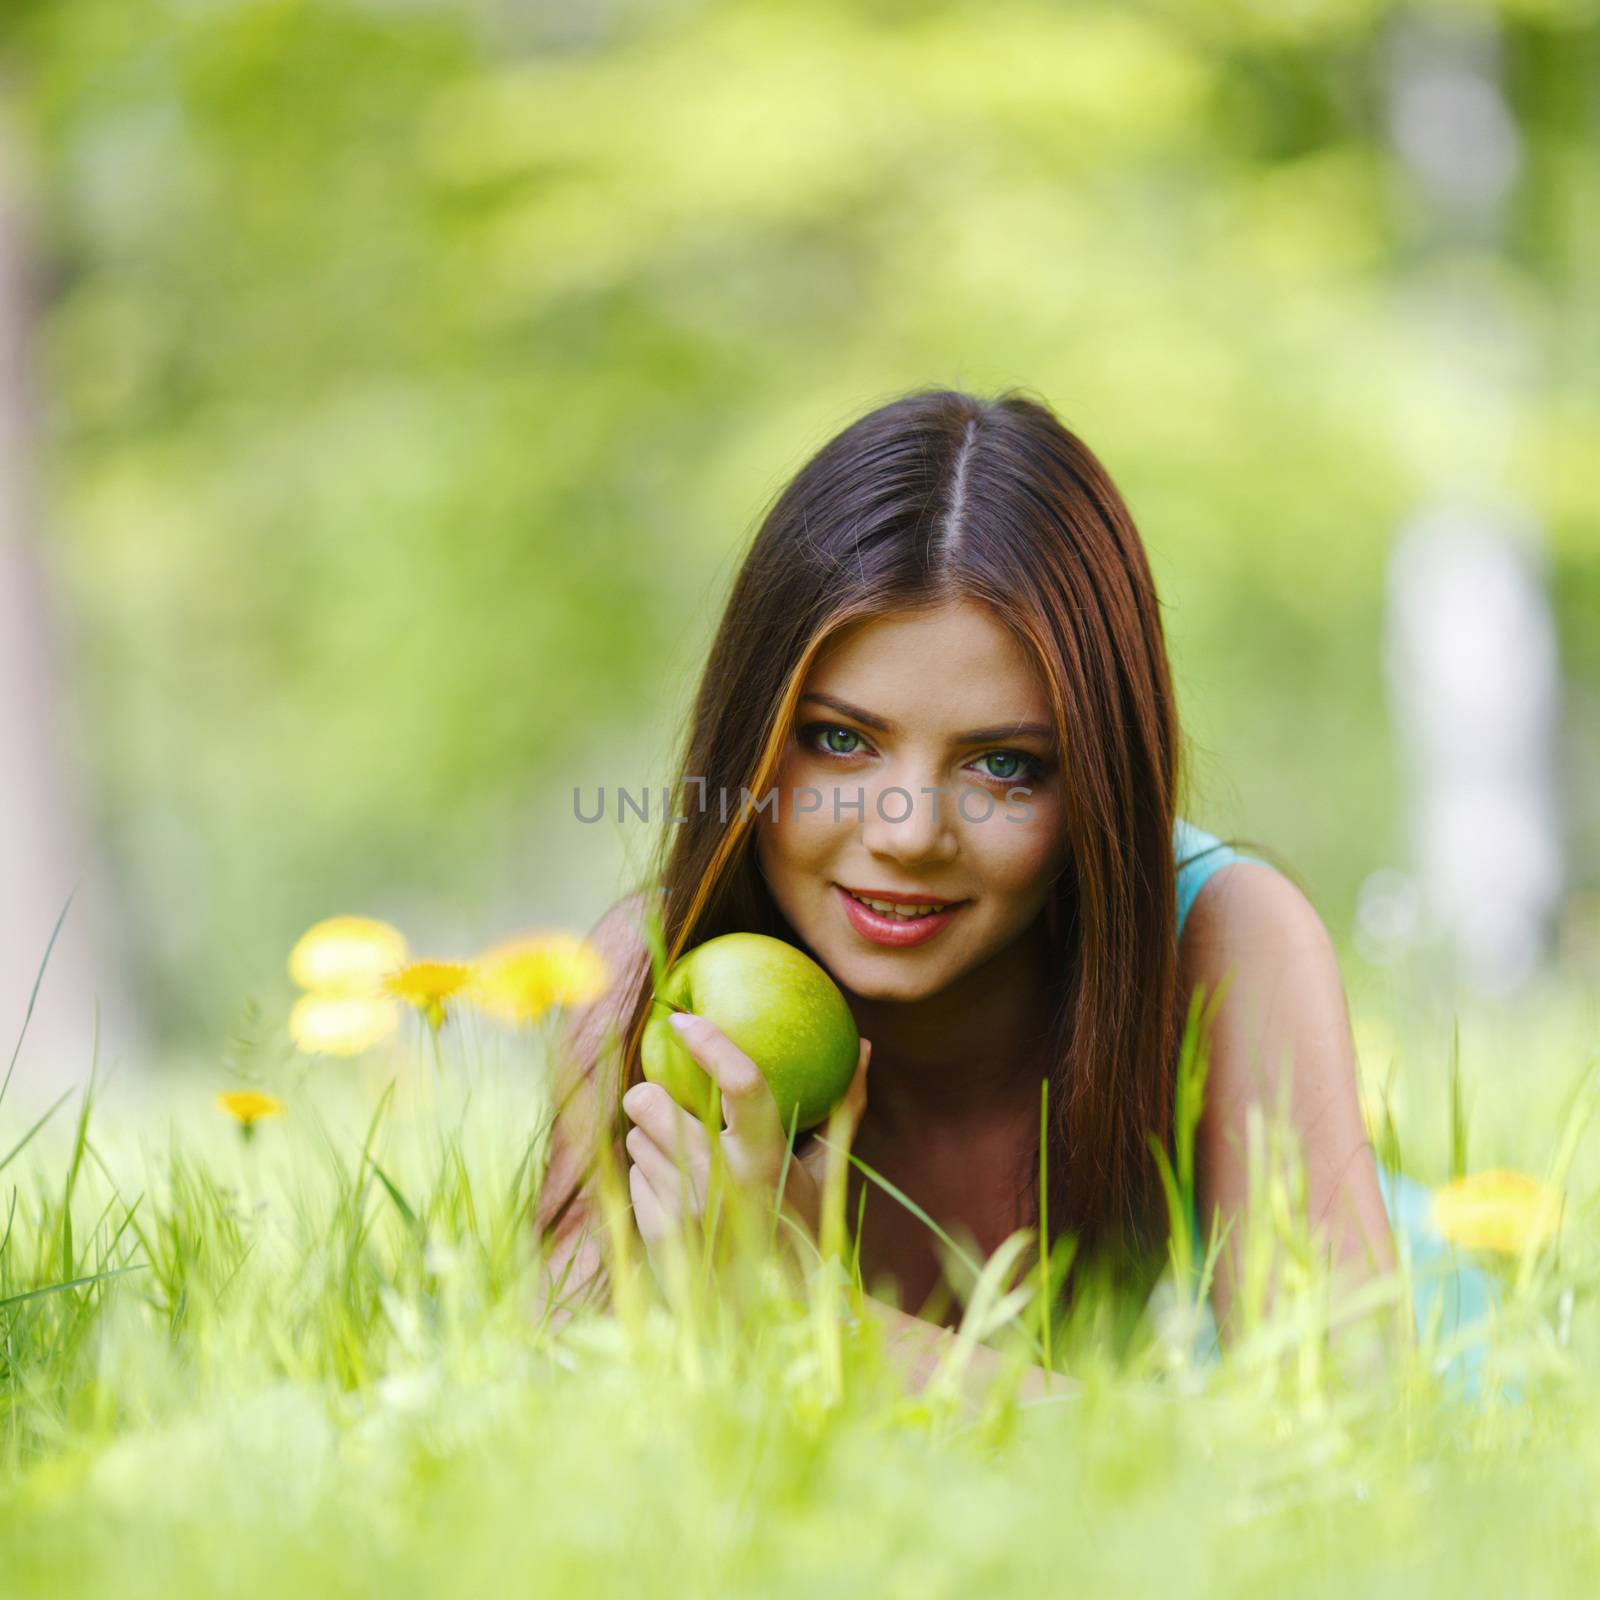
[640, 932, 860, 1135]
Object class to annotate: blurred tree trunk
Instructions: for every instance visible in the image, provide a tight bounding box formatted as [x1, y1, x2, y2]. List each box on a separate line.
[1377, 10, 1563, 999]
[0, 81, 139, 1098]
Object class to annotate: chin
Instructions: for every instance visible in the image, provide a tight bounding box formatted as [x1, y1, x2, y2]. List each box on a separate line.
[837, 969, 929, 1003]
[818, 945, 957, 1004]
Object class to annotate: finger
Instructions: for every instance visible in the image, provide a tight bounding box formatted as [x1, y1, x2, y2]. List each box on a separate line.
[626, 1125, 706, 1212]
[668, 1013, 784, 1149]
[622, 1081, 713, 1171]
[629, 1161, 672, 1244]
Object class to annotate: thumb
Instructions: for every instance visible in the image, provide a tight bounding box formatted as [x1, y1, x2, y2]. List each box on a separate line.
[841, 1036, 871, 1128]
[813, 1039, 869, 1194]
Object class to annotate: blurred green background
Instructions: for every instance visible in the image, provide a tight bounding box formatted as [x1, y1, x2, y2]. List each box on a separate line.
[1, 0, 1596, 1060]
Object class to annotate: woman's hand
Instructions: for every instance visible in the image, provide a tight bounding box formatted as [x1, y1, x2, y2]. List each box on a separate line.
[621, 1014, 870, 1269]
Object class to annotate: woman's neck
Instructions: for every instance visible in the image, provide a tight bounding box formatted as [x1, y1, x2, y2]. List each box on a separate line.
[841, 917, 1058, 1141]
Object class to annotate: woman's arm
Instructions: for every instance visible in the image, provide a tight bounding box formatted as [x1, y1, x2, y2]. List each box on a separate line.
[859, 1294, 1067, 1403]
[1180, 862, 1399, 1346]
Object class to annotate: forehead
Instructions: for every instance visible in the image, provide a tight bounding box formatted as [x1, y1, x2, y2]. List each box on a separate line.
[806, 600, 1050, 721]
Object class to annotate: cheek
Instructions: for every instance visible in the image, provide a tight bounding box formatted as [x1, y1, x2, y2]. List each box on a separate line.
[757, 757, 845, 875]
[965, 794, 1067, 896]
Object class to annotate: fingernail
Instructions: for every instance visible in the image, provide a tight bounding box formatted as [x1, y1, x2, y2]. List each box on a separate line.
[668, 1012, 695, 1032]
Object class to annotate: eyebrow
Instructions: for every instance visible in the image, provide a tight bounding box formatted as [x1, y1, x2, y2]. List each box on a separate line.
[800, 692, 1054, 745]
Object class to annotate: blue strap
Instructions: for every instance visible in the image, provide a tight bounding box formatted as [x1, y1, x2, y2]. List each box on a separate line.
[1173, 816, 1267, 941]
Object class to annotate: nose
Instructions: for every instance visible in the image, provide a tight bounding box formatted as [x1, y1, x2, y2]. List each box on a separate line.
[859, 775, 959, 867]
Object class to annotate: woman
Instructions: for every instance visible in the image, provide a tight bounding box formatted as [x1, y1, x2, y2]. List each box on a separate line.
[539, 388, 1400, 1387]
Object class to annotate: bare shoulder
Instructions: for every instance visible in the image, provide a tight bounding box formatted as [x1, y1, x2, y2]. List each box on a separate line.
[1177, 856, 1358, 1122]
[554, 890, 654, 1091]
[1176, 860, 1346, 1088]
[586, 889, 655, 978]
[1179, 859, 1333, 979]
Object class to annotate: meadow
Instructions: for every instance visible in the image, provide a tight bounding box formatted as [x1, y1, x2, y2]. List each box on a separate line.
[0, 917, 1596, 1599]
[3, 8, 1598, 1590]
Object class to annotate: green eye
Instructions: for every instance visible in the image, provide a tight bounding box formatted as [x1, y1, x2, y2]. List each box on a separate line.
[817, 725, 864, 756]
[974, 750, 1033, 783]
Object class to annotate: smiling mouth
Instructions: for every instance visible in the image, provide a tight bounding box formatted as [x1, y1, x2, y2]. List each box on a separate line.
[838, 887, 970, 922]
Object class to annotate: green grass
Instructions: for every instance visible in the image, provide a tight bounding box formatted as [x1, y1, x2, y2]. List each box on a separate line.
[0, 974, 1596, 1598]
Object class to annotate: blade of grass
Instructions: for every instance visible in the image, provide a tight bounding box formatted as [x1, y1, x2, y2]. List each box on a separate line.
[814, 1139, 983, 1287]
[1448, 1015, 1468, 1181]
[0, 1089, 74, 1178]
[767, 1101, 803, 1255]
[1, 885, 78, 1109]
[814, 1136, 1046, 1365]
[0, 1185, 17, 1261]
[61, 1069, 98, 1280]
[0, 1263, 145, 1312]
[924, 1229, 1038, 1405]
[1515, 1049, 1600, 1297]
[638, 894, 672, 1001]
[371, 1158, 421, 1235]
[1038, 1076, 1052, 1379]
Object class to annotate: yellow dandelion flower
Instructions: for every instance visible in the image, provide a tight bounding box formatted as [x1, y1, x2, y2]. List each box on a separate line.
[289, 992, 400, 1057]
[384, 960, 473, 1033]
[288, 915, 408, 996]
[216, 1089, 284, 1131]
[1431, 1169, 1563, 1256]
[470, 931, 611, 1024]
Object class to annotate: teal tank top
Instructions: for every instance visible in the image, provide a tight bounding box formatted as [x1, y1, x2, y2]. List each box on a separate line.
[1173, 816, 1267, 941]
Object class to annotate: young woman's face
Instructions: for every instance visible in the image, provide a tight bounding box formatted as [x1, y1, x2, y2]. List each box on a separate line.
[755, 598, 1070, 1003]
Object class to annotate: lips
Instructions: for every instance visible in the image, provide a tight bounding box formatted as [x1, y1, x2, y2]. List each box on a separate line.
[837, 886, 966, 912]
[835, 885, 969, 948]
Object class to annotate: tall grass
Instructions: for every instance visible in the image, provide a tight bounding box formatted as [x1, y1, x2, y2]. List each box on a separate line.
[0, 964, 1596, 1596]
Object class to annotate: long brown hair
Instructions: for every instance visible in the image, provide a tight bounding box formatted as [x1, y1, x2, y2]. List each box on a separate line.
[541, 387, 1195, 1307]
